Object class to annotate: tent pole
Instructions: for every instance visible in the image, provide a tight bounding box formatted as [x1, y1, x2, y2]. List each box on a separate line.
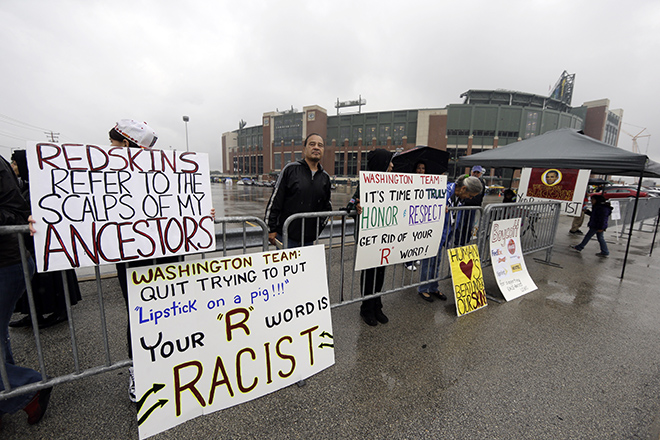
[620, 170, 644, 279]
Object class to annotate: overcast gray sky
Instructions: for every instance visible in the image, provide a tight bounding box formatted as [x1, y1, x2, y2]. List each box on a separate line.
[1, 0, 658, 171]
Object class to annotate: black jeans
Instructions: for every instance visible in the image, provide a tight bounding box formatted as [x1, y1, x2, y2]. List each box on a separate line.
[360, 267, 385, 316]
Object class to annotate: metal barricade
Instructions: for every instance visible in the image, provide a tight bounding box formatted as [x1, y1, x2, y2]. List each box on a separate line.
[2, 202, 561, 400]
[611, 197, 660, 237]
[476, 201, 562, 267]
[283, 206, 487, 308]
[0, 216, 269, 402]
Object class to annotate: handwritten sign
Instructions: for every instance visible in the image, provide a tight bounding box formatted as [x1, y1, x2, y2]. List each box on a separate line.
[128, 245, 334, 439]
[517, 168, 590, 217]
[489, 218, 537, 301]
[447, 244, 487, 316]
[26, 143, 215, 272]
[354, 171, 447, 271]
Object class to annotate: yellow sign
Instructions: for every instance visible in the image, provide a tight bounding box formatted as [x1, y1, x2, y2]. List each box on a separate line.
[448, 244, 487, 317]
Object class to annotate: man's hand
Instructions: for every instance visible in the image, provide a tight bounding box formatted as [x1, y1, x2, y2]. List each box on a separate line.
[268, 232, 278, 245]
[28, 215, 36, 236]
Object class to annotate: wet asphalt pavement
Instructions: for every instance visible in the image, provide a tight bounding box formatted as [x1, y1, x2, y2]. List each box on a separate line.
[3, 186, 660, 439]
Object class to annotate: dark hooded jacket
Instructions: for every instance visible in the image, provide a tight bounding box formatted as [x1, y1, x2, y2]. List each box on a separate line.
[346, 149, 394, 238]
[0, 156, 31, 267]
[586, 197, 612, 230]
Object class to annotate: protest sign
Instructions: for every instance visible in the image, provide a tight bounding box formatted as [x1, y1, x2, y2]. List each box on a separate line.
[447, 244, 487, 316]
[517, 168, 590, 217]
[610, 200, 621, 221]
[489, 218, 537, 301]
[128, 245, 334, 439]
[26, 143, 215, 272]
[354, 171, 447, 271]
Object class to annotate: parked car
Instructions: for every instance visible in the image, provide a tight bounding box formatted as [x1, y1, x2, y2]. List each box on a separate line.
[588, 186, 648, 199]
[642, 187, 660, 197]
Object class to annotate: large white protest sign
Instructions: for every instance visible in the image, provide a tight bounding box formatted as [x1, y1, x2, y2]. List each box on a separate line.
[26, 143, 215, 272]
[128, 245, 334, 439]
[517, 167, 590, 217]
[354, 171, 447, 271]
[489, 218, 537, 301]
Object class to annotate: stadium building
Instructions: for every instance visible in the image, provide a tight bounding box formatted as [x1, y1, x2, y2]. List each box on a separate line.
[221, 72, 623, 182]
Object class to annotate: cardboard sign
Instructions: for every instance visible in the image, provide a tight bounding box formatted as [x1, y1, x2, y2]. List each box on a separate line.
[447, 244, 487, 316]
[489, 218, 537, 301]
[610, 200, 621, 221]
[26, 143, 215, 272]
[128, 245, 334, 439]
[517, 168, 590, 217]
[354, 171, 447, 271]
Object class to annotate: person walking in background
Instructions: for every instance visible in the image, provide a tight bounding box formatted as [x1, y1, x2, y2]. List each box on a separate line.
[418, 175, 483, 302]
[265, 133, 332, 248]
[0, 154, 52, 426]
[570, 194, 612, 257]
[346, 149, 393, 326]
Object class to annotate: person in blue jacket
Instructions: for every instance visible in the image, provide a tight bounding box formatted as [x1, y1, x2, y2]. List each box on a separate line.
[418, 175, 482, 302]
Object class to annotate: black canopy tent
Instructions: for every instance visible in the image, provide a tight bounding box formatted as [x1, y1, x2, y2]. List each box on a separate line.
[457, 128, 660, 279]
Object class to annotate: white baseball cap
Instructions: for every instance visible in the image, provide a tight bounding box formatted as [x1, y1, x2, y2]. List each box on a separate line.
[114, 119, 158, 149]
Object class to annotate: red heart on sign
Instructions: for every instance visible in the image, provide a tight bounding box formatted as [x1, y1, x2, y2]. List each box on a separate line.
[459, 260, 474, 279]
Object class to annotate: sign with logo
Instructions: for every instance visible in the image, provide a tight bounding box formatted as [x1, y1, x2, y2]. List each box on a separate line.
[447, 244, 487, 316]
[128, 245, 334, 439]
[517, 168, 590, 217]
[489, 218, 537, 301]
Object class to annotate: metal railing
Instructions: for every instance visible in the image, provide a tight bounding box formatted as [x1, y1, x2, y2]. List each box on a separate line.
[0, 202, 564, 401]
[0, 216, 269, 401]
[609, 197, 660, 237]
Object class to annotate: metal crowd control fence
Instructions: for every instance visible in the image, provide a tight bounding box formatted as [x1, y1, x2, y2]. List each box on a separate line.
[610, 197, 660, 238]
[476, 201, 562, 267]
[0, 217, 269, 402]
[283, 201, 560, 309]
[2, 203, 561, 401]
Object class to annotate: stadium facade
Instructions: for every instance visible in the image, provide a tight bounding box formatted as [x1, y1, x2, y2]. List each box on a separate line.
[221, 72, 623, 181]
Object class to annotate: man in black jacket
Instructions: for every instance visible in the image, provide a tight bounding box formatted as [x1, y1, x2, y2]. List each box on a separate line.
[265, 133, 332, 248]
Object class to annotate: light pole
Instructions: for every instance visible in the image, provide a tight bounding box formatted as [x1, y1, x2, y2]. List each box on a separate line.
[182, 115, 190, 152]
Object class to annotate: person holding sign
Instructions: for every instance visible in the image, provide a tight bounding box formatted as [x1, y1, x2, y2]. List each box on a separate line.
[454, 165, 487, 246]
[346, 149, 394, 326]
[0, 155, 52, 426]
[109, 120, 179, 402]
[265, 133, 332, 248]
[110, 119, 216, 402]
[405, 160, 427, 272]
[418, 175, 482, 302]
